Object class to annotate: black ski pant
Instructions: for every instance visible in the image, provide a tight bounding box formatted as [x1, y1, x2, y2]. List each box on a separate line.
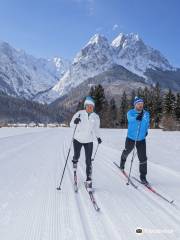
[72, 139, 93, 181]
[121, 137, 147, 178]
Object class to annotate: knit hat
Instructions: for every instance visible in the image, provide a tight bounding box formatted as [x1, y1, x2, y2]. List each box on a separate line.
[84, 96, 95, 108]
[134, 96, 144, 106]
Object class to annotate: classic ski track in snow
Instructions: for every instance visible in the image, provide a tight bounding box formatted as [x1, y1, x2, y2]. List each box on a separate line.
[94, 155, 179, 240]
[100, 145, 180, 222]
[62, 140, 93, 240]
[0, 130, 51, 164]
[0, 128, 180, 240]
[63, 139, 122, 240]
[109, 159, 180, 224]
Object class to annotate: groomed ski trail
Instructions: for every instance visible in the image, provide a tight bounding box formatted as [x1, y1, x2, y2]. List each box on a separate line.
[0, 127, 180, 240]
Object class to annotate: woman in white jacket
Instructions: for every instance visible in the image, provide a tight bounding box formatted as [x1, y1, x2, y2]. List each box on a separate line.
[70, 96, 102, 190]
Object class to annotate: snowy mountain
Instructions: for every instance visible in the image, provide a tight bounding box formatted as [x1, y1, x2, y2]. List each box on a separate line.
[53, 34, 114, 94]
[0, 34, 179, 105]
[52, 57, 70, 76]
[111, 33, 173, 78]
[50, 65, 147, 111]
[34, 34, 114, 103]
[0, 41, 68, 99]
[40, 33, 178, 103]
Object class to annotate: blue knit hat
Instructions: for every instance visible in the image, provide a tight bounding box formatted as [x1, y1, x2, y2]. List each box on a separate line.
[84, 96, 95, 107]
[134, 96, 144, 106]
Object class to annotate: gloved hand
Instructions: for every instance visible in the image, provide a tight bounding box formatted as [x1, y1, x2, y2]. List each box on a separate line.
[136, 111, 144, 121]
[74, 118, 81, 124]
[97, 137, 102, 144]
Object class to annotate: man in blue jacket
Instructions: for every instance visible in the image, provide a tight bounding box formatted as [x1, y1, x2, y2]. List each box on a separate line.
[120, 97, 150, 184]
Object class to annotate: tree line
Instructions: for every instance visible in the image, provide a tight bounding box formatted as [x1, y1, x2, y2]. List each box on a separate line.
[76, 84, 180, 130]
[0, 91, 67, 125]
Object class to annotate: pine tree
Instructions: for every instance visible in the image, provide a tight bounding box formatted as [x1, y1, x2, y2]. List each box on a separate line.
[119, 91, 129, 128]
[163, 89, 176, 115]
[142, 87, 149, 105]
[130, 89, 136, 107]
[152, 83, 163, 128]
[142, 87, 153, 117]
[89, 85, 106, 113]
[175, 93, 180, 121]
[109, 98, 118, 128]
[161, 88, 177, 130]
[137, 87, 144, 99]
[89, 84, 107, 127]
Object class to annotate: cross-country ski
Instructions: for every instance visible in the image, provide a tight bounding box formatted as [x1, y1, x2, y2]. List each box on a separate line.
[132, 176, 174, 204]
[113, 161, 138, 189]
[84, 182, 100, 212]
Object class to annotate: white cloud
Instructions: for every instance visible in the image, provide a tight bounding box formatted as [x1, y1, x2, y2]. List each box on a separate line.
[112, 24, 119, 31]
[72, 0, 95, 16]
[87, 0, 95, 16]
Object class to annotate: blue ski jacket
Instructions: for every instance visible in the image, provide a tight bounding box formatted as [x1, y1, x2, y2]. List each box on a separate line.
[127, 109, 150, 141]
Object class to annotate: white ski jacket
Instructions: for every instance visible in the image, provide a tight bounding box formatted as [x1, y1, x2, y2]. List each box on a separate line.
[70, 110, 100, 144]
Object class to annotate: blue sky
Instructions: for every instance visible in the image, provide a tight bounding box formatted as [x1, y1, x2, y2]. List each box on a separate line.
[0, 0, 179, 66]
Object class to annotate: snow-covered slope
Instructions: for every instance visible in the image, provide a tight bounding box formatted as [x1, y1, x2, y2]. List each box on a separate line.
[43, 33, 174, 103]
[0, 41, 68, 99]
[53, 34, 114, 95]
[52, 57, 70, 76]
[0, 128, 179, 240]
[0, 34, 177, 104]
[111, 33, 173, 77]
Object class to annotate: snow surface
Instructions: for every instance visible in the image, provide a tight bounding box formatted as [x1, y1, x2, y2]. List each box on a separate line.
[0, 128, 180, 240]
[49, 34, 114, 99]
[0, 41, 68, 99]
[111, 33, 173, 78]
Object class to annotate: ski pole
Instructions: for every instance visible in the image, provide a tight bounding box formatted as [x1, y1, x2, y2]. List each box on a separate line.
[126, 121, 142, 186]
[91, 143, 99, 161]
[57, 119, 79, 191]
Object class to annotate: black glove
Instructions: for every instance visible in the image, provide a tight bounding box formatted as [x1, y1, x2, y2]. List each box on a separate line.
[74, 118, 81, 124]
[97, 137, 102, 144]
[136, 111, 144, 121]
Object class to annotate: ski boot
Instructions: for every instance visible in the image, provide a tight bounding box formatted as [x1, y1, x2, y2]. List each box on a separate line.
[85, 180, 92, 192]
[140, 175, 149, 186]
[120, 159, 125, 171]
[73, 162, 77, 171]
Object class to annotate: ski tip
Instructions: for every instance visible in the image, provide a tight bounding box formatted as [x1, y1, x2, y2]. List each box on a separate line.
[113, 161, 118, 165]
